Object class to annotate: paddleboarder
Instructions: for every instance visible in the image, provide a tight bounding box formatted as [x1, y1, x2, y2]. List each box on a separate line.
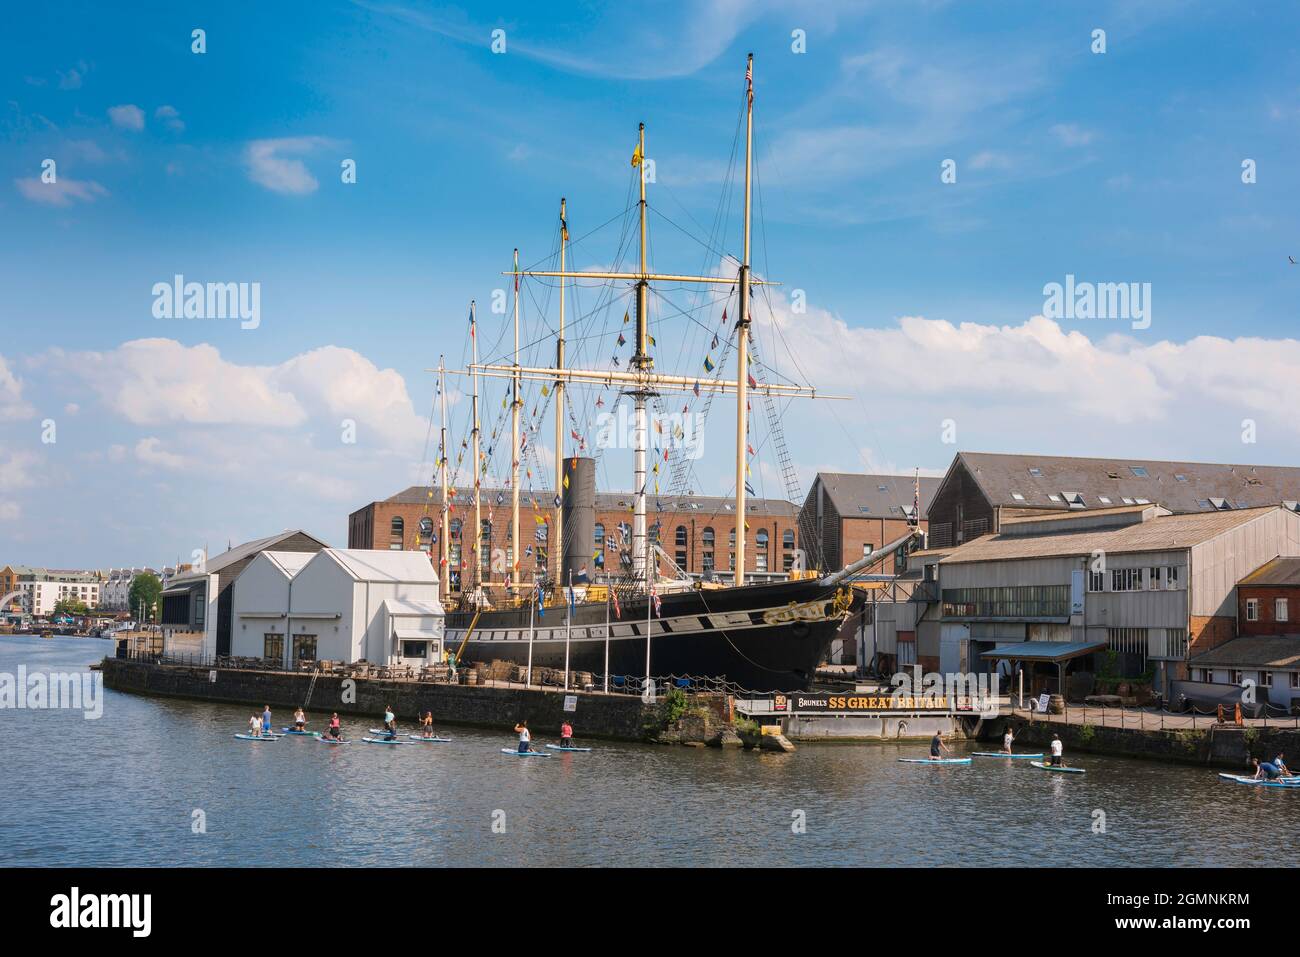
[420, 711, 436, 739]
[1253, 757, 1284, 782]
[929, 732, 951, 760]
[292, 706, 307, 731]
[261, 705, 272, 736]
[1273, 753, 1294, 777]
[248, 714, 262, 737]
[382, 705, 397, 740]
[328, 713, 342, 740]
[514, 720, 534, 754]
[560, 720, 575, 749]
[1001, 727, 1015, 754]
[1048, 734, 1065, 767]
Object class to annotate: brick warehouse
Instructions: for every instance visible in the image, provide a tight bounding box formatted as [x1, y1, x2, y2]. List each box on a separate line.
[798, 472, 939, 575]
[348, 486, 802, 592]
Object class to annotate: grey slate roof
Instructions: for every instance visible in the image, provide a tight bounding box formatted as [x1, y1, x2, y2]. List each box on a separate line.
[940, 506, 1284, 564]
[813, 473, 941, 519]
[955, 451, 1300, 513]
[1241, 557, 1300, 587]
[1188, 636, 1300, 669]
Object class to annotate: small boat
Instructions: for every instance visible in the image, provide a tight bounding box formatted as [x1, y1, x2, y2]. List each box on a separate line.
[1030, 761, 1085, 774]
[971, 751, 1045, 760]
[234, 733, 276, 742]
[1217, 773, 1300, 788]
[406, 734, 452, 743]
[501, 748, 550, 758]
[362, 736, 413, 745]
[898, 758, 971, 765]
[545, 743, 592, 752]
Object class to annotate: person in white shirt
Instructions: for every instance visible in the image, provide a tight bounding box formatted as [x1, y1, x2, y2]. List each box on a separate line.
[1049, 735, 1064, 766]
[248, 715, 261, 737]
[1002, 728, 1015, 754]
[514, 720, 533, 753]
[293, 707, 307, 731]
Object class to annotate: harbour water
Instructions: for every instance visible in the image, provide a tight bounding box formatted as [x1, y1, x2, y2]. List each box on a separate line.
[2, 636, 1295, 867]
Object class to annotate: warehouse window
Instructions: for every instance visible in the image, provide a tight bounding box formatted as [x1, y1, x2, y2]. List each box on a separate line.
[1011, 492, 1025, 501]
[1112, 568, 1143, 592]
[1130, 466, 1149, 478]
[675, 525, 687, 547]
[1088, 570, 1105, 592]
[1246, 598, 1259, 621]
[1098, 496, 1112, 505]
[389, 516, 405, 550]
[1277, 598, 1289, 623]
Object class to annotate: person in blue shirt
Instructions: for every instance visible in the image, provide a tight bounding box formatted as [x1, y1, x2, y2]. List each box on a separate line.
[1253, 757, 1283, 781]
[261, 706, 272, 736]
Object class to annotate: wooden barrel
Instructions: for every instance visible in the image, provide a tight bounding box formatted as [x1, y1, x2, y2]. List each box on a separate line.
[1048, 694, 1066, 714]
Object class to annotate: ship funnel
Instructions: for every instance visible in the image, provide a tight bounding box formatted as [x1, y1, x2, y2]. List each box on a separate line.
[561, 456, 596, 583]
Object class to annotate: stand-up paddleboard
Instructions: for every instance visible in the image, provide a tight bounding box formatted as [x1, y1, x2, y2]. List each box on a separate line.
[1218, 772, 1300, 788]
[318, 737, 349, 745]
[234, 733, 276, 741]
[545, 743, 592, 752]
[369, 728, 403, 736]
[362, 736, 412, 745]
[1030, 761, 1085, 774]
[971, 751, 1045, 759]
[501, 748, 550, 757]
[898, 757, 971, 765]
[406, 734, 452, 743]
[280, 728, 321, 737]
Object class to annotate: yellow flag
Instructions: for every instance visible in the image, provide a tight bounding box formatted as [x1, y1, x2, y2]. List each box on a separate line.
[631, 145, 642, 167]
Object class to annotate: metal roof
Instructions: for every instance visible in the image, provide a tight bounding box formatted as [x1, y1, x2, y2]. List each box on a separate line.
[941, 506, 1285, 564]
[811, 472, 940, 520]
[1187, 636, 1300, 670]
[954, 451, 1300, 513]
[1240, 556, 1300, 587]
[981, 640, 1107, 662]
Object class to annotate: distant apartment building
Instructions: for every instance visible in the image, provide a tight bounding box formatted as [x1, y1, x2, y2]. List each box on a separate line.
[925, 452, 1300, 548]
[3, 566, 103, 615]
[798, 472, 939, 575]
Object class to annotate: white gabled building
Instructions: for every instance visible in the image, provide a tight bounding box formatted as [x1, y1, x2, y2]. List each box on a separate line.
[230, 548, 444, 667]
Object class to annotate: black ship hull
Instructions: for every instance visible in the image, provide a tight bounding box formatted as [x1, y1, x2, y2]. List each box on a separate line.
[445, 577, 854, 692]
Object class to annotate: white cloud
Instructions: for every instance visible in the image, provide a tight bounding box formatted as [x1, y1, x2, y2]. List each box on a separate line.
[134, 437, 190, 470]
[14, 176, 109, 207]
[244, 136, 336, 194]
[1050, 123, 1095, 147]
[155, 105, 184, 132]
[0, 450, 41, 489]
[69, 339, 426, 451]
[0, 355, 34, 420]
[107, 104, 145, 131]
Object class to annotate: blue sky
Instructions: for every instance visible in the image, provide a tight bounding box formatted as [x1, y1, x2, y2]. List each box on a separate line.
[2, 0, 1299, 567]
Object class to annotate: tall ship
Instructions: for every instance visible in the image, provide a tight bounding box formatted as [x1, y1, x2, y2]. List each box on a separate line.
[431, 56, 918, 692]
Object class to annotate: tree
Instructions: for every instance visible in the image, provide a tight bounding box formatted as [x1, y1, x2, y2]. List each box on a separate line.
[51, 598, 88, 618]
[128, 572, 163, 621]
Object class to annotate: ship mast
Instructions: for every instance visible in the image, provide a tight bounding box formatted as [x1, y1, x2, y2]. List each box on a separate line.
[632, 123, 650, 587]
[511, 249, 522, 595]
[443, 57, 846, 596]
[470, 299, 482, 603]
[553, 198, 567, 586]
[734, 52, 754, 587]
[438, 355, 450, 604]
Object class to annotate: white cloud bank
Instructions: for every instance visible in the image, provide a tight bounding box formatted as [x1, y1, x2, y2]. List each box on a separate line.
[244, 137, 337, 194]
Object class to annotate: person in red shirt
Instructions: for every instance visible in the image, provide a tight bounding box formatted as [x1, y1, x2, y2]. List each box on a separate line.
[560, 721, 574, 748]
